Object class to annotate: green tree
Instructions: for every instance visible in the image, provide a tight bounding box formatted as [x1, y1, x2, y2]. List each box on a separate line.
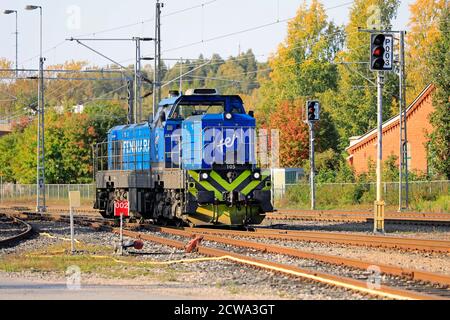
[215, 58, 245, 95]
[327, 0, 400, 150]
[427, 7, 450, 178]
[383, 154, 399, 181]
[406, 0, 447, 103]
[84, 101, 128, 141]
[0, 132, 18, 182]
[257, 0, 344, 125]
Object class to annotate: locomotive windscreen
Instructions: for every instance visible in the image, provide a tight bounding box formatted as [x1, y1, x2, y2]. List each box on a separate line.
[170, 102, 225, 119]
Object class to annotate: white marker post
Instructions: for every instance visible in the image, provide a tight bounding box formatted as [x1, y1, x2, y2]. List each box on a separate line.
[68, 191, 81, 254]
[119, 211, 123, 256]
[114, 200, 129, 256]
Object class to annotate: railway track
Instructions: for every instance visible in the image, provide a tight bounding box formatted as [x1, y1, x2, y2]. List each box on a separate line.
[0, 214, 33, 248]
[267, 209, 450, 226]
[3, 209, 450, 300]
[5, 209, 450, 253]
[2, 205, 449, 226]
[144, 226, 450, 287]
[117, 228, 449, 300]
[182, 227, 450, 253]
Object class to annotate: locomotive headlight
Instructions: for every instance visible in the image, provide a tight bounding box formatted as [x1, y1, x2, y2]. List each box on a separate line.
[224, 112, 232, 120]
[253, 171, 261, 180]
[200, 172, 209, 180]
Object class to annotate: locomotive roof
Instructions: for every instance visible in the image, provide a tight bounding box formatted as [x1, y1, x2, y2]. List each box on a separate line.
[158, 94, 243, 107]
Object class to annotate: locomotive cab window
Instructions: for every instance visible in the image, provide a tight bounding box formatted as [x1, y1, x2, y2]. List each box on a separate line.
[170, 102, 225, 119]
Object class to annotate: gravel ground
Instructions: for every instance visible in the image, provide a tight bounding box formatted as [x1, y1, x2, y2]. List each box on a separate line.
[255, 221, 450, 275]
[2, 216, 449, 299]
[203, 232, 450, 275]
[0, 220, 371, 300]
[144, 230, 450, 299]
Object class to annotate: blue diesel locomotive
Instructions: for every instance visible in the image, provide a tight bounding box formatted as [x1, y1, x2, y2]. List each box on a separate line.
[94, 88, 272, 226]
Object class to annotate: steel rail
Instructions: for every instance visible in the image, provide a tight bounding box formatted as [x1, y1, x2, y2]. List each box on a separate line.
[145, 226, 450, 289]
[4, 208, 448, 251]
[274, 209, 450, 220]
[115, 228, 442, 300]
[181, 227, 450, 253]
[0, 214, 33, 248]
[2, 205, 448, 225]
[267, 211, 450, 226]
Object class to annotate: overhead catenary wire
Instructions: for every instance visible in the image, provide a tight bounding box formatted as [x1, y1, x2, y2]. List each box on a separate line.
[19, 0, 221, 66]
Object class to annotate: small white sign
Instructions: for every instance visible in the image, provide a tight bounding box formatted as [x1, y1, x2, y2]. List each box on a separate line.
[69, 191, 81, 208]
[383, 35, 394, 70]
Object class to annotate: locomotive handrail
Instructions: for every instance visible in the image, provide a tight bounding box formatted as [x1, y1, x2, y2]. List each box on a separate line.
[94, 139, 151, 172]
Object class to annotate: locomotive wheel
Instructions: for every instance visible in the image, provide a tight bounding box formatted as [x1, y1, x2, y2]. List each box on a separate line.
[156, 217, 168, 226]
[99, 210, 111, 219]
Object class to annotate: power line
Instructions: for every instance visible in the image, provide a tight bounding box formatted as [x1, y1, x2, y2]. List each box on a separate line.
[71, 0, 220, 38]
[19, 1, 220, 66]
[160, 1, 354, 54]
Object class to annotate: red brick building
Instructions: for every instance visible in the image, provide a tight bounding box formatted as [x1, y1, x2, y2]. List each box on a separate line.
[346, 84, 435, 175]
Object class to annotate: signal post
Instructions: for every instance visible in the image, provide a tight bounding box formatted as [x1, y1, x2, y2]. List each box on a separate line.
[359, 31, 394, 233]
[306, 101, 320, 211]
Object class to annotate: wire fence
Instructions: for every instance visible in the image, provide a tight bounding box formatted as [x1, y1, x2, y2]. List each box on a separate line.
[274, 180, 449, 211]
[0, 183, 95, 204]
[0, 180, 448, 212]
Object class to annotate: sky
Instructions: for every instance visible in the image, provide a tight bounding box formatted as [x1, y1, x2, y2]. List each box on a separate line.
[0, 0, 415, 70]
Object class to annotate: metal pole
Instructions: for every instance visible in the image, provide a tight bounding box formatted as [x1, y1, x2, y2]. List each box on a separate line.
[179, 57, 182, 93]
[398, 31, 408, 211]
[0, 175, 3, 204]
[152, 0, 161, 117]
[70, 206, 75, 254]
[37, 57, 46, 212]
[119, 212, 123, 256]
[134, 38, 139, 124]
[376, 72, 383, 202]
[398, 34, 403, 211]
[156, 2, 162, 104]
[36, 7, 45, 212]
[401, 31, 409, 208]
[15, 11, 18, 77]
[374, 71, 385, 233]
[39, 7, 42, 59]
[127, 79, 134, 124]
[137, 40, 142, 123]
[309, 122, 315, 210]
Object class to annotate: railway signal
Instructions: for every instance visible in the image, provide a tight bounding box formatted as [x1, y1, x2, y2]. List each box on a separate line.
[362, 30, 395, 233]
[305, 100, 320, 210]
[306, 100, 320, 122]
[370, 33, 393, 71]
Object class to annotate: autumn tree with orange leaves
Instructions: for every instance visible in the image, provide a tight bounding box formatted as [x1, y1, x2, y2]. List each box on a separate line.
[268, 98, 339, 167]
[268, 100, 309, 167]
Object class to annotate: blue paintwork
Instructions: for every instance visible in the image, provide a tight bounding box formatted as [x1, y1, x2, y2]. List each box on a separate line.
[107, 93, 256, 170]
[108, 123, 151, 170]
[182, 113, 256, 170]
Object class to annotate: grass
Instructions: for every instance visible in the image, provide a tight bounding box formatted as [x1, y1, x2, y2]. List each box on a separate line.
[0, 242, 182, 281]
[411, 195, 450, 213]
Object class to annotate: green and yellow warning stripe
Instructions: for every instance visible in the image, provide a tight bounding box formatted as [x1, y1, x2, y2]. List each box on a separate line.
[187, 170, 270, 200]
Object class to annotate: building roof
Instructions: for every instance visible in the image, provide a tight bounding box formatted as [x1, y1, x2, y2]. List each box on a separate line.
[346, 84, 435, 152]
